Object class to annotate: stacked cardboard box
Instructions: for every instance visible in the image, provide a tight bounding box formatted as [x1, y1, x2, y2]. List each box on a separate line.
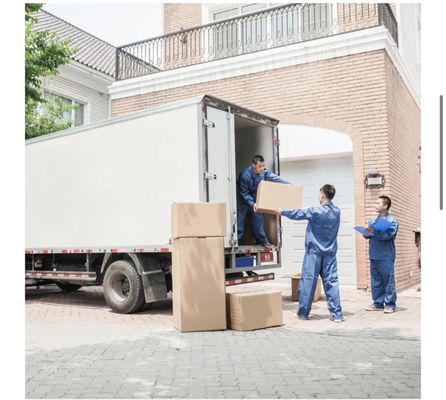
[291, 273, 322, 302]
[226, 291, 283, 331]
[171, 202, 227, 332]
[256, 181, 303, 214]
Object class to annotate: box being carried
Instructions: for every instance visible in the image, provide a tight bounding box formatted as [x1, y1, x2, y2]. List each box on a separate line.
[226, 291, 283, 331]
[171, 202, 226, 239]
[256, 181, 303, 214]
[291, 273, 322, 302]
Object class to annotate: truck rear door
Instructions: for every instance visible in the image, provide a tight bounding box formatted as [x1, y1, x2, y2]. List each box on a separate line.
[203, 105, 237, 247]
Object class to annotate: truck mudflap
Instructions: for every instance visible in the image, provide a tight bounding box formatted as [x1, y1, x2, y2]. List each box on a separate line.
[225, 272, 275, 286]
[141, 270, 168, 303]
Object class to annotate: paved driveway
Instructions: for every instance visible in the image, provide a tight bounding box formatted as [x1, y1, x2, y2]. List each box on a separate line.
[25, 279, 420, 399]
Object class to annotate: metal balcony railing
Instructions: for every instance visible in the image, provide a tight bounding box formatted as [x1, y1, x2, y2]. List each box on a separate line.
[116, 3, 398, 80]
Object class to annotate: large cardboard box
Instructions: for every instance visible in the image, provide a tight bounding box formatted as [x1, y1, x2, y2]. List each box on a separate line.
[291, 273, 322, 302]
[226, 291, 283, 331]
[172, 237, 226, 332]
[256, 181, 303, 214]
[171, 202, 226, 239]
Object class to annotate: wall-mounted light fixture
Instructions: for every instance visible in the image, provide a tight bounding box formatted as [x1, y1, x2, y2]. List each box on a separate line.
[364, 169, 386, 189]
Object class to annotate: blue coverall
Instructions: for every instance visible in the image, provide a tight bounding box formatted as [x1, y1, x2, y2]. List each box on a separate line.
[282, 202, 344, 320]
[364, 213, 399, 310]
[237, 166, 289, 244]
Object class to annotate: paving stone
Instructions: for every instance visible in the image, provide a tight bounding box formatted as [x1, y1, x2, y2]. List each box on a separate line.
[25, 283, 421, 399]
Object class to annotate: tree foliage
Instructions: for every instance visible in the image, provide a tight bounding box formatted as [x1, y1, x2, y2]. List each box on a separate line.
[25, 3, 75, 139]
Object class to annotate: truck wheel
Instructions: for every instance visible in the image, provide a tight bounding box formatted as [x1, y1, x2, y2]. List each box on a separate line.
[103, 260, 145, 314]
[56, 282, 83, 292]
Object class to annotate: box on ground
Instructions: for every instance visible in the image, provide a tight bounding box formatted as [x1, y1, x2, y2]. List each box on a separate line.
[256, 181, 303, 214]
[291, 273, 322, 302]
[172, 237, 226, 332]
[171, 202, 226, 239]
[226, 290, 283, 331]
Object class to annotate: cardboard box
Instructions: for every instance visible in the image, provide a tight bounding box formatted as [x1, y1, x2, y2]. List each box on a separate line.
[171, 202, 226, 239]
[256, 181, 303, 214]
[172, 237, 226, 332]
[226, 291, 283, 331]
[291, 273, 322, 302]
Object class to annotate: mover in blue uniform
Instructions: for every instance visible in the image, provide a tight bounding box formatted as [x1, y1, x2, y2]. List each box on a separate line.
[274, 184, 344, 322]
[237, 154, 289, 246]
[363, 195, 399, 313]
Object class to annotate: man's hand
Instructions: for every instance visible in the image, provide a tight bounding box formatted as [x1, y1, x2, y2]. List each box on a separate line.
[253, 203, 258, 213]
[365, 227, 375, 234]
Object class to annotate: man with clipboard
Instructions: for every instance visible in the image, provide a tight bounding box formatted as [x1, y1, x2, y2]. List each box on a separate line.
[356, 196, 399, 313]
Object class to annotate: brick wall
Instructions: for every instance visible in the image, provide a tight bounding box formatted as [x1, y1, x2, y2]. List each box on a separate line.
[337, 3, 379, 33]
[385, 52, 421, 289]
[111, 49, 420, 291]
[163, 3, 202, 34]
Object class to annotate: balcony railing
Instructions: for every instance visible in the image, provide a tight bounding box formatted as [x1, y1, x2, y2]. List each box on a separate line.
[116, 3, 398, 81]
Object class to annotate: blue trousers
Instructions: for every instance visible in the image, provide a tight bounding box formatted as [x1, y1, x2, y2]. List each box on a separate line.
[237, 203, 268, 244]
[298, 253, 343, 319]
[370, 259, 397, 309]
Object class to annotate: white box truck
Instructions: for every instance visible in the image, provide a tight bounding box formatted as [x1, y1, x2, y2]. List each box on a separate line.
[26, 95, 283, 313]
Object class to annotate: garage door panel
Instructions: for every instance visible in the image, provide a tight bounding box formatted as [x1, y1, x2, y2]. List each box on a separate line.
[280, 156, 356, 284]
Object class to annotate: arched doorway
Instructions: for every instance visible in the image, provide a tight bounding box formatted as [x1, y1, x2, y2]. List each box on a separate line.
[278, 124, 357, 285]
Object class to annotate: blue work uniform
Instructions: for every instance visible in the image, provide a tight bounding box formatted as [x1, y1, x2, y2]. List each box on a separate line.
[237, 166, 289, 244]
[364, 213, 399, 310]
[282, 202, 344, 320]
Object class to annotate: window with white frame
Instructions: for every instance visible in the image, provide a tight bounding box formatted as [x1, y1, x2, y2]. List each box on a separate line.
[211, 3, 272, 56]
[205, 3, 335, 57]
[43, 92, 86, 127]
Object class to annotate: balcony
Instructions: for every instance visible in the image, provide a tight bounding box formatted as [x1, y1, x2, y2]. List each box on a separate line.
[116, 3, 398, 81]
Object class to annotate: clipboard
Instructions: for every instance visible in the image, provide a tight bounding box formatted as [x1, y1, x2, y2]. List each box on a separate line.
[354, 226, 374, 237]
[371, 218, 392, 232]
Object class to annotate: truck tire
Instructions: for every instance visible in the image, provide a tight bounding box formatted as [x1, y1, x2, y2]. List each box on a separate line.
[103, 260, 145, 314]
[56, 282, 83, 292]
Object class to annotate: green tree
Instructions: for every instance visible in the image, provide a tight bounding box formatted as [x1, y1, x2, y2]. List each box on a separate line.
[25, 3, 75, 139]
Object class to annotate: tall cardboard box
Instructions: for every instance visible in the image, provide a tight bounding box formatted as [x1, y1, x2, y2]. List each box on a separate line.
[172, 237, 226, 332]
[226, 291, 283, 331]
[171, 202, 226, 239]
[256, 181, 303, 214]
[291, 273, 322, 302]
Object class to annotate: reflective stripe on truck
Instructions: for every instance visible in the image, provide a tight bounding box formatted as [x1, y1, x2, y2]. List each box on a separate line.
[226, 273, 275, 286]
[25, 246, 172, 255]
[25, 271, 97, 281]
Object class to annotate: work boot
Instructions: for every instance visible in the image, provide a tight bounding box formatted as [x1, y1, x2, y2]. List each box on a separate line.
[365, 304, 384, 311]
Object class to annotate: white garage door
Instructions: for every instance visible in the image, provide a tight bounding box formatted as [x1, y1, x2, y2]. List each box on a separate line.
[279, 156, 357, 285]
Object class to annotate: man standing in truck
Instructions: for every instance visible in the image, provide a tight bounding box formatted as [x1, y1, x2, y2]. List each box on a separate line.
[274, 184, 345, 322]
[237, 154, 289, 246]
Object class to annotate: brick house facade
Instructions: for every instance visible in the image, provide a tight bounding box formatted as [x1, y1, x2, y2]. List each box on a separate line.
[110, 3, 421, 291]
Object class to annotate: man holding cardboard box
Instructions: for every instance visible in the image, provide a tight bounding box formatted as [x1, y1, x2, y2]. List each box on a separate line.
[237, 155, 289, 246]
[274, 184, 345, 323]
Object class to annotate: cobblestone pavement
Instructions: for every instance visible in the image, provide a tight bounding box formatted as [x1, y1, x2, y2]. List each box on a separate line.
[25, 278, 421, 399]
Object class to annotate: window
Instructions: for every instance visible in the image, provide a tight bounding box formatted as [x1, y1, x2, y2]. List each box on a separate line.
[213, 8, 239, 21]
[43, 92, 86, 127]
[211, 4, 271, 57]
[241, 4, 268, 14]
[206, 3, 335, 54]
